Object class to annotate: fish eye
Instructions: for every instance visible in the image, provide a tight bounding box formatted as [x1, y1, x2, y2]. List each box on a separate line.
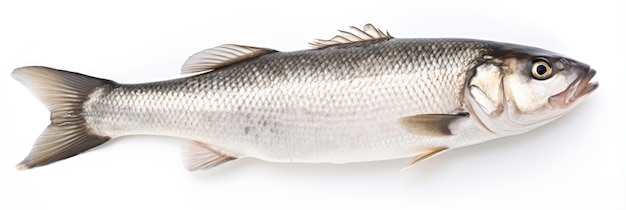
[530, 58, 553, 80]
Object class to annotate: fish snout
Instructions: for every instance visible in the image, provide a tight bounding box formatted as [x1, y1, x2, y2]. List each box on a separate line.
[549, 68, 598, 108]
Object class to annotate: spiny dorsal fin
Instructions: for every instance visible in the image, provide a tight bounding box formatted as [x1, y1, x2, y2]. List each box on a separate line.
[400, 113, 470, 137]
[183, 141, 237, 171]
[401, 147, 448, 171]
[181, 44, 278, 75]
[310, 24, 393, 48]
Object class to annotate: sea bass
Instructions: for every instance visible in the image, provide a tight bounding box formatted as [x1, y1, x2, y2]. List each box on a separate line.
[13, 24, 598, 171]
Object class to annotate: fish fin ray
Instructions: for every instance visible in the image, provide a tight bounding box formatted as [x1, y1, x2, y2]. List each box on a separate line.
[181, 44, 278, 75]
[401, 147, 448, 171]
[183, 141, 237, 171]
[12, 66, 113, 169]
[400, 113, 469, 137]
[310, 23, 393, 49]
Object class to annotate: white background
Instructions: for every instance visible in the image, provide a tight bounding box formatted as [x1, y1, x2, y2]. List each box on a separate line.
[0, 0, 624, 209]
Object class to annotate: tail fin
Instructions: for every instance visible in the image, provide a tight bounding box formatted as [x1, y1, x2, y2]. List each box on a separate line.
[12, 66, 114, 170]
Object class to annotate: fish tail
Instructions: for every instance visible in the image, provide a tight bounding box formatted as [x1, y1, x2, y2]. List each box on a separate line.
[12, 66, 114, 170]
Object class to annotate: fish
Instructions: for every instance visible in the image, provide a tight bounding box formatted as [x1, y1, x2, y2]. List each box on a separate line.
[12, 24, 598, 171]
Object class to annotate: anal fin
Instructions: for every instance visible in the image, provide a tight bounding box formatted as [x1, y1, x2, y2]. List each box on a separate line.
[401, 147, 448, 171]
[184, 141, 237, 171]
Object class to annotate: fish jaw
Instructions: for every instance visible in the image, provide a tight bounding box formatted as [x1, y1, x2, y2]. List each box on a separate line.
[549, 68, 598, 109]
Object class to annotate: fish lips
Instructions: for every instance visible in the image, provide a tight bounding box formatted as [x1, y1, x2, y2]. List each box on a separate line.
[549, 68, 599, 109]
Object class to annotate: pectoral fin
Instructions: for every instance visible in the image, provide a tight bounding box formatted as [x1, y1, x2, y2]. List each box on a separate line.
[400, 113, 469, 137]
[401, 147, 448, 171]
[183, 141, 237, 171]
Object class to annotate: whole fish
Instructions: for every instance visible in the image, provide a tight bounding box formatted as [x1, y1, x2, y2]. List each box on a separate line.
[13, 24, 598, 171]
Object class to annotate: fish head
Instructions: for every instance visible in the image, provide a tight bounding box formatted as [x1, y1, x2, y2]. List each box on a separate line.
[466, 43, 598, 136]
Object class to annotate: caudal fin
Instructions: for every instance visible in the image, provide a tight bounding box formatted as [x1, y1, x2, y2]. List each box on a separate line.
[12, 66, 114, 170]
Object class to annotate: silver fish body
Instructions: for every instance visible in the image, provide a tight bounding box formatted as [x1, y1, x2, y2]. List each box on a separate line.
[88, 38, 489, 163]
[12, 25, 598, 170]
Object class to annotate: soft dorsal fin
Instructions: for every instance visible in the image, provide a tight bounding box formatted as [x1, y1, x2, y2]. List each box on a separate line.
[310, 24, 393, 48]
[181, 44, 278, 75]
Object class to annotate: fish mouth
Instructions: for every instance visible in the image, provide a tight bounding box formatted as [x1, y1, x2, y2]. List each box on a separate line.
[549, 68, 599, 108]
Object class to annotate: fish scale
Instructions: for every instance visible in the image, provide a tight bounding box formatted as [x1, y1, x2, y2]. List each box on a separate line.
[83, 39, 486, 163]
[11, 24, 597, 170]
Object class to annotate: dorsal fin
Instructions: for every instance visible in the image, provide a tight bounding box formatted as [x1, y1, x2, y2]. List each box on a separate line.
[310, 24, 393, 48]
[181, 44, 278, 75]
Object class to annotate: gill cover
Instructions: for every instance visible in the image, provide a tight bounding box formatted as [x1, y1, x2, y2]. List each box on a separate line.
[466, 43, 598, 136]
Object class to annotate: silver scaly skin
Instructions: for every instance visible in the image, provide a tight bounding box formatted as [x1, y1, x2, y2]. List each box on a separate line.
[12, 24, 597, 171]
